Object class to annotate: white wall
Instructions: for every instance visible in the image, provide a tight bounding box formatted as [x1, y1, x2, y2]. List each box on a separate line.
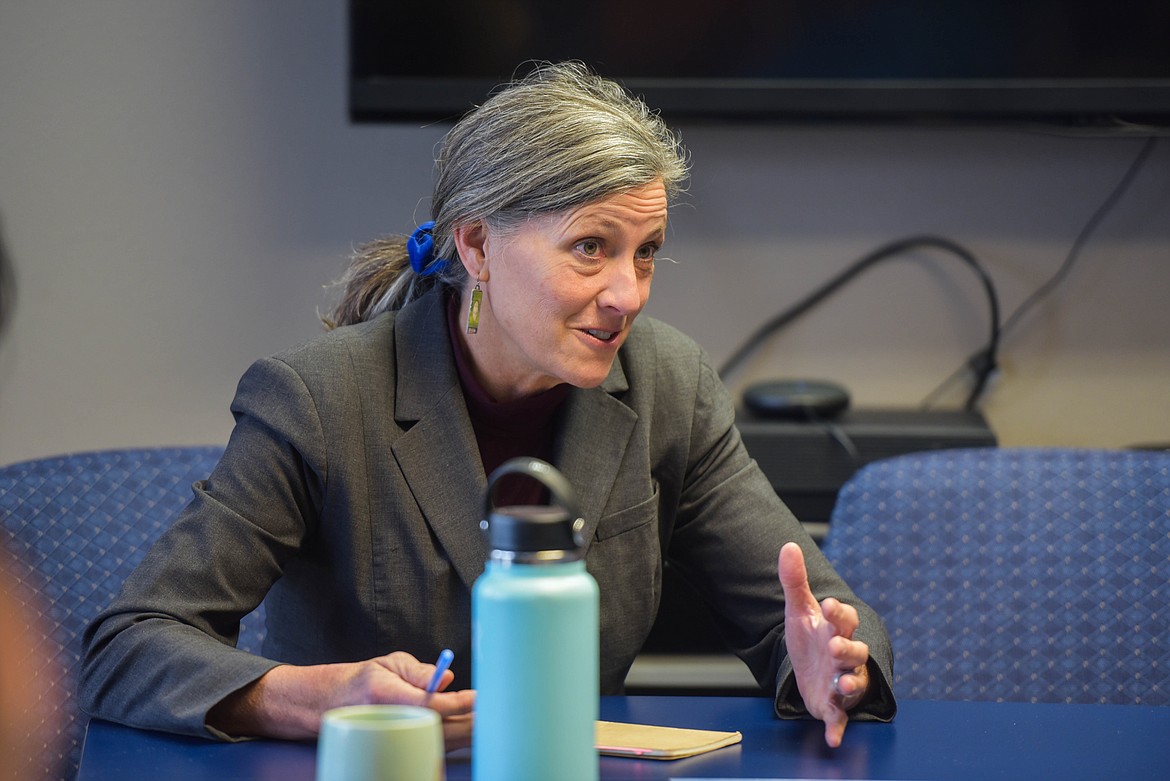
[2, 1, 1168, 467]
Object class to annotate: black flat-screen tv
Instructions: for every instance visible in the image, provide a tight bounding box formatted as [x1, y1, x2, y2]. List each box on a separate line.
[349, 1, 1170, 127]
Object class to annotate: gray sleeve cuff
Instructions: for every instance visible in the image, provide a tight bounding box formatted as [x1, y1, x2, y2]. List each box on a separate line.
[773, 655, 897, 723]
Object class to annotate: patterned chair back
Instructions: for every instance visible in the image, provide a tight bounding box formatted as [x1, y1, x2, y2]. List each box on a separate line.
[0, 446, 266, 780]
[821, 447, 1170, 705]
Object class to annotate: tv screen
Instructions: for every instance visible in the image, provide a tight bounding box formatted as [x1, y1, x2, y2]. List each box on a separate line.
[350, 1, 1170, 126]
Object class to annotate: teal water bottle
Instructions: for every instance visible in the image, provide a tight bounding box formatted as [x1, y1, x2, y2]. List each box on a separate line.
[472, 458, 599, 781]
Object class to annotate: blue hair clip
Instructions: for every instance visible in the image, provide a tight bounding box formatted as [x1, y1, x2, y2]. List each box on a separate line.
[407, 220, 446, 276]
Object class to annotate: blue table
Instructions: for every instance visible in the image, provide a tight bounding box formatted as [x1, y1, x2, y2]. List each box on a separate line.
[78, 696, 1170, 780]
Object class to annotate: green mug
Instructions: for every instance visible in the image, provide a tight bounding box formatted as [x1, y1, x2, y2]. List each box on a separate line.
[317, 704, 445, 781]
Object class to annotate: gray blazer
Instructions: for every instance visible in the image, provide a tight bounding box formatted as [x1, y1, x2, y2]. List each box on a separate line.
[80, 288, 895, 738]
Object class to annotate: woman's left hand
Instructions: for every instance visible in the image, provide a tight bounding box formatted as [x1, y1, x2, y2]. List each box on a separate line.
[777, 541, 871, 748]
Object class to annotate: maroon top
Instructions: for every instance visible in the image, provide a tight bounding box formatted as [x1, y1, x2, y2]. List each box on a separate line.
[446, 293, 569, 507]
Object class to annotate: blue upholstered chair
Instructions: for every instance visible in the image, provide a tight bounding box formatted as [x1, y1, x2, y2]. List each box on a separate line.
[0, 446, 266, 780]
[821, 447, 1170, 706]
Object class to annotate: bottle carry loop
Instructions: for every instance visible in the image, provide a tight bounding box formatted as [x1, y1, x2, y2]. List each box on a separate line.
[481, 457, 586, 561]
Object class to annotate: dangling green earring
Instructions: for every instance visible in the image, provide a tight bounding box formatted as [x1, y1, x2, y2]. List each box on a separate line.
[466, 282, 483, 334]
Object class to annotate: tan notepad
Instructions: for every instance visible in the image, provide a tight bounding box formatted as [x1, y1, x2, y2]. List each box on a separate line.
[595, 720, 743, 760]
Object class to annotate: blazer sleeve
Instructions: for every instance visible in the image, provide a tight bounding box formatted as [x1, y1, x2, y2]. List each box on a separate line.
[657, 345, 896, 723]
[78, 355, 327, 739]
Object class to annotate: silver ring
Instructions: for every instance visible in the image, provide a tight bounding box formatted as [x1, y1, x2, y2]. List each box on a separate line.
[832, 672, 846, 697]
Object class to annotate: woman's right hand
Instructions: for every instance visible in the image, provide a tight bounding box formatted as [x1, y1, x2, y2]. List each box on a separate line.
[206, 651, 476, 751]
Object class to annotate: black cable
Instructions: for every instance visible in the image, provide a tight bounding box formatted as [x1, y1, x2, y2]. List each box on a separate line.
[918, 356, 976, 411]
[921, 136, 1159, 410]
[718, 236, 1001, 411]
[1000, 136, 1159, 338]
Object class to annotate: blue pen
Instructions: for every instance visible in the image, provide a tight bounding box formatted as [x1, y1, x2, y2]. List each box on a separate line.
[425, 648, 454, 695]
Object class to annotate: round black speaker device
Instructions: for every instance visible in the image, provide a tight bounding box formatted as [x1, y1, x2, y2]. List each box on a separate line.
[741, 379, 850, 420]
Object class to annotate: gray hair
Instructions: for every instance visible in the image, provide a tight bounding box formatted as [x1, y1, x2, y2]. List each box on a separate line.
[324, 61, 689, 328]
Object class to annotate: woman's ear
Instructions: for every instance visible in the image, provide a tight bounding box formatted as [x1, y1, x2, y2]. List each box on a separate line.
[453, 221, 489, 281]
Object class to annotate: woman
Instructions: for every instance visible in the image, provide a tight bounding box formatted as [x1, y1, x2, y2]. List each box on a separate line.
[80, 62, 895, 751]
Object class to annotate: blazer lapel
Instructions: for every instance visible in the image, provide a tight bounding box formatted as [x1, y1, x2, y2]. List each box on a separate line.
[554, 361, 638, 551]
[390, 292, 489, 589]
